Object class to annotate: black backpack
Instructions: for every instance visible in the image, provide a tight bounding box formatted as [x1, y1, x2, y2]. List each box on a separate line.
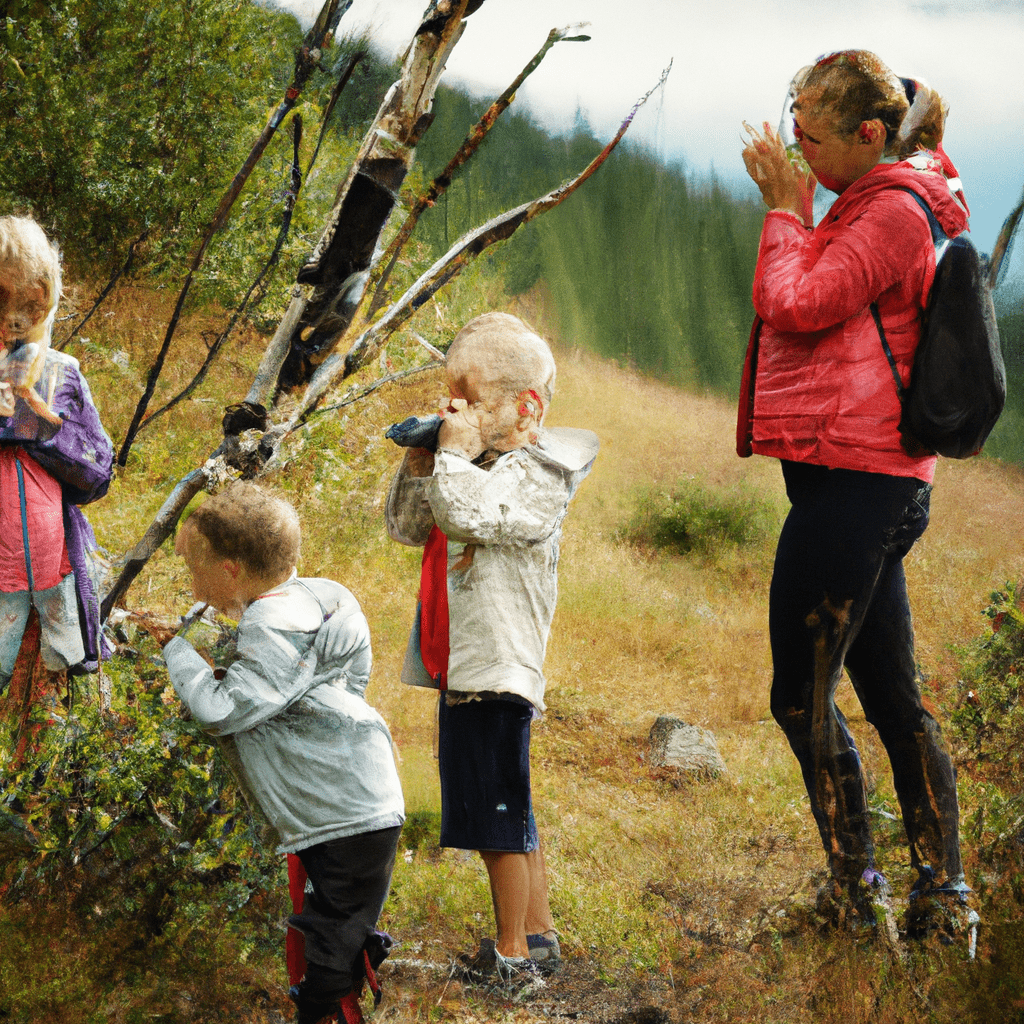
[871, 189, 1005, 459]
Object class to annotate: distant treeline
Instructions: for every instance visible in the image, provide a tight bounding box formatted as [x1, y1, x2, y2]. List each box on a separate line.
[990, 301, 1023, 463]
[412, 87, 766, 395]
[2, 2, 1017, 460]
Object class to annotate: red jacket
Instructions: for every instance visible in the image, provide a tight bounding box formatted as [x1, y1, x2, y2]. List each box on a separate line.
[736, 160, 970, 482]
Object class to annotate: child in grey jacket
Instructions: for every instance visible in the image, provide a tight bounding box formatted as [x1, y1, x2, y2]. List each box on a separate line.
[163, 482, 403, 1024]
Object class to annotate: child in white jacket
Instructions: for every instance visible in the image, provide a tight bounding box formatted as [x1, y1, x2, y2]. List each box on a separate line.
[385, 312, 597, 983]
[164, 482, 404, 1024]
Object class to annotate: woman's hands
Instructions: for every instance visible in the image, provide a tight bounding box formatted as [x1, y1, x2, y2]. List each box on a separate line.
[742, 121, 817, 227]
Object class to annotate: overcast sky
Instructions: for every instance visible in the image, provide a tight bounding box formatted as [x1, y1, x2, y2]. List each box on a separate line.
[273, 0, 1022, 260]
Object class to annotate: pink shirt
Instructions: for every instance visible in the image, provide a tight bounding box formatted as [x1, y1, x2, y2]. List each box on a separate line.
[0, 446, 71, 592]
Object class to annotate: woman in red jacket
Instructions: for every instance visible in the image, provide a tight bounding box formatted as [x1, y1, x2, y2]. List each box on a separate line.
[738, 51, 974, 939]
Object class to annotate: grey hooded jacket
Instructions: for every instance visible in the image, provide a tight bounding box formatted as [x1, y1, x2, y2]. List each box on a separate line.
[165, 576, 404, 854]
[386, 426, 598, 712]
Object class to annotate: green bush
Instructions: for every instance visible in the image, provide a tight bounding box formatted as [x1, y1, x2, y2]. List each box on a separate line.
[0, 626, 282, 939]
[950, 581, 1024, 787]
[618, 479, 778, 555]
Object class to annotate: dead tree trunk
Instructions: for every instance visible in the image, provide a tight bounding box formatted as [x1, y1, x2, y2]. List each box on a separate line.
[252, 0, 481, 400]
[100, 10, 666, 620]
[115, 0, 347, 468]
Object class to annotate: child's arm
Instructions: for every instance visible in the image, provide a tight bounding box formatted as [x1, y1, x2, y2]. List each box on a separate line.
[428, 450, 573, 547]
[385, 447, 436, 546]
[164, 622, 316, 735]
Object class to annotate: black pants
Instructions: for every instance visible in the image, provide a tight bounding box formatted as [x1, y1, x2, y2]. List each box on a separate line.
[290, 825, 401, 1012]
[769, 462, 963, 892]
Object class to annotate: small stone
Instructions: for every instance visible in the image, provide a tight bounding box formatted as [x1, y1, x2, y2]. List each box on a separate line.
[648, 715, 726, 778]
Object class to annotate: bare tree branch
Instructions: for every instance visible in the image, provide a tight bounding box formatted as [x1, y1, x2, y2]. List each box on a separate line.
[367, 23, 591, 317]
[305, 49, 366, 177]
[115, 0, 348, 468]
[288, 64, 673, 426]
[137, 115, 306, 432]
[57, 229, 150, 351]
[100, 468, 209, 621]
[99, 7, 660, 620]
[306, 359, 443, 420]
[990, 184, 1024, 291]
[411, 331, 445, 361]
[247, 0, 478, 402]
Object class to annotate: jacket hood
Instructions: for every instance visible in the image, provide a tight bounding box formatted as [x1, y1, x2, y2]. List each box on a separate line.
[532, 426, 600, 472]
[838, 160, 969, 239]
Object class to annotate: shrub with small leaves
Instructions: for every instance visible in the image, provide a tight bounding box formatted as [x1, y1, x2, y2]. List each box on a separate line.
[950, 582, 1024, 780]
[0, 632, 284, 943]
[618, 478, 778, 555]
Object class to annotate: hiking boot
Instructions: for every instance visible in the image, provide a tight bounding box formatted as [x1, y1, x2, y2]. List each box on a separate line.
[815, 869, 893, 936]
[456, 937, 543, 991]
[527, 930, 561, 973]
[904, 882, 980, 953]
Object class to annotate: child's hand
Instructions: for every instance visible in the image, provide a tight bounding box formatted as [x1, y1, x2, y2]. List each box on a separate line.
[0, 383, 13, 417]
[402, 446, 436, 478]
[12, 382, 61, 426]
[437, 398, 487, 459]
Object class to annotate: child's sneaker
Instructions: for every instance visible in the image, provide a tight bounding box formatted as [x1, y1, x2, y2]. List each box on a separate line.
[456, 937, 543, 991]
[527, 930, 561, 972]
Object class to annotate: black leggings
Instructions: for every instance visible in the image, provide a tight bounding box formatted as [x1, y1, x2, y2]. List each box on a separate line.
[769, 461, 962, 892]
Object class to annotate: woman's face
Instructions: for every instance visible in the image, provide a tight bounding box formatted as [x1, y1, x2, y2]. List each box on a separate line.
[791, 95, 881, 194]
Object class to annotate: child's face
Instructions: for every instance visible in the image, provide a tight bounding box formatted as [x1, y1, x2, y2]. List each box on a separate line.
[0, 279, 48, 351]
[176, 525, 249, 619]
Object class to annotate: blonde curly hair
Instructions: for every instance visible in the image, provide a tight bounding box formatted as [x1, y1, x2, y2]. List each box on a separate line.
[0, 215, 62, 347]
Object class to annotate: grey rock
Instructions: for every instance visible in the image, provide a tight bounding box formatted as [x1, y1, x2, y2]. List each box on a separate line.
[648, 716, 726, 777]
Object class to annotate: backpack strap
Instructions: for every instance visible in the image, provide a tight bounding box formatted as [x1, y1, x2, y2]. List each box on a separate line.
[870, 187, 948, 405]
[870, 303, 906, 403]
[14, 455, 35, 595]
[897, 186, 950, 257]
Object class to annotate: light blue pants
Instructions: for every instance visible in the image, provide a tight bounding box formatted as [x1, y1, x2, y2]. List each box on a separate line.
[0, 574, 84, 685]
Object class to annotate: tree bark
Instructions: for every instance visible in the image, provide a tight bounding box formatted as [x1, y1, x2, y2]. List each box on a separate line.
[115, 0, 347, 467]
[249, 0, 480, 402]
[289, 66, 671, 424]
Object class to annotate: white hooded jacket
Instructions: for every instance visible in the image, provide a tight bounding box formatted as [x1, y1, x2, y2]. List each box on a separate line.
[386, 426, 599, 712]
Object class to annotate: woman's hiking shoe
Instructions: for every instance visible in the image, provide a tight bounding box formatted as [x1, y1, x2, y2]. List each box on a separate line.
[527, 931, 561, 972]
[814, 869, 899, 946]
[456, 937, 543, 993]
[904, 883, 980, 956]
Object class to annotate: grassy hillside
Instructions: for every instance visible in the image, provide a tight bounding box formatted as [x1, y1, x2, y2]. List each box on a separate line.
[2, 281, 1024, 1024]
